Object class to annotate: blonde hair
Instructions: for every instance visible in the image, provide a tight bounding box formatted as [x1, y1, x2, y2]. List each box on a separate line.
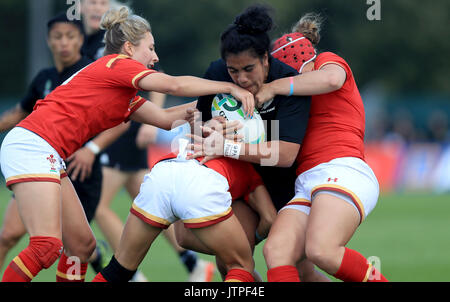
[100, 5, 151, 55]
[292, 13, 323, 46]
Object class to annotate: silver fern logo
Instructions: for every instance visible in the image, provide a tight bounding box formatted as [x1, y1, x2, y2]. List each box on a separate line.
[43, 79, 52, 98]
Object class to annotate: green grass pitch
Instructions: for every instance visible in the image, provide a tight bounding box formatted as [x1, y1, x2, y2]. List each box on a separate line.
[0, 186, 449, 282]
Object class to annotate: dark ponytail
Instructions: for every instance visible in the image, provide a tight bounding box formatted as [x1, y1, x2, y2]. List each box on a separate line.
[220, 4, 274, 60]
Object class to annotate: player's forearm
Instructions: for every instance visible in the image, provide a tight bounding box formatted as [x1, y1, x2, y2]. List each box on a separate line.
[168, 76, 236, 97]
[141, 73, 235, 98]
[90, 122, 130, 151]
[149, 91, 166, 108]
[233, 141, 299, 168]
[0, 105, 28, 133]
[132, 100, 196, 131]
[162, 100, 197, 129]
[270, 70, 342, 96]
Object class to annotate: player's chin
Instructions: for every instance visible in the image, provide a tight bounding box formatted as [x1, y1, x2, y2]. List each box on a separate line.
[242, 85, 257, 95]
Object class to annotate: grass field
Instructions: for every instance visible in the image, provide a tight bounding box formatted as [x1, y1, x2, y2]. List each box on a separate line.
[0, 187, 449, 282]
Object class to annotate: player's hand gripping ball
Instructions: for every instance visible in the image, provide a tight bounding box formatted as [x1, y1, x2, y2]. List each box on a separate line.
[211, 93, 265, 144]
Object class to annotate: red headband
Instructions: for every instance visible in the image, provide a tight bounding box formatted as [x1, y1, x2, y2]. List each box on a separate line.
[271, 32, 316, 73]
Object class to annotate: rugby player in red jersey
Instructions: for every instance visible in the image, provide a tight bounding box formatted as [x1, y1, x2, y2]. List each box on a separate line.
[92, 138, 277, 282]
[256, 13, 388, 282]
[0, 6, 253, 282]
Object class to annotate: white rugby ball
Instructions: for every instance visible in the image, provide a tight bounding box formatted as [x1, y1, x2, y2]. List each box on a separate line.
[211, 93, 265, 144]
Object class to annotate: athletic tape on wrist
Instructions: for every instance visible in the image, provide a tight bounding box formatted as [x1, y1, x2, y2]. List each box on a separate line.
[86, 141, 101, 155]
[223, 139, 241, 160]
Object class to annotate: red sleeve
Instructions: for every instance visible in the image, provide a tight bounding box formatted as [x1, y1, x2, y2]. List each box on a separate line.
[315, 52, 354, 93]
[123, 95, 148, 121]
[106, 55, 157, 90]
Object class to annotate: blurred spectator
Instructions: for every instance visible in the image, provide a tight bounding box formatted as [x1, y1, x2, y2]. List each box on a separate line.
[383, 109, 418, 144]
[426, 110, 450, 143]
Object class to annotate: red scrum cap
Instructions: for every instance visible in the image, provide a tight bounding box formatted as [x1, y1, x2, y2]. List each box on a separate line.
[271, 32, 316, 73]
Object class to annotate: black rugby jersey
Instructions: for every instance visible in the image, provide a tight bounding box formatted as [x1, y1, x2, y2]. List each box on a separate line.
[197, 56, 311, 210]
[20, 56, 92, 113]
[81, 29, 105, 61]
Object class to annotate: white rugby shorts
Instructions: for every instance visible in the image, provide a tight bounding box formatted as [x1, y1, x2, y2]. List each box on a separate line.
[0, 127, 67, 189]
[130, 159, 233, 229]
[282, 157, 379, 224]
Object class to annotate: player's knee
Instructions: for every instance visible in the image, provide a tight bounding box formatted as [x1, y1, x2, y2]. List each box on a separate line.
[305, 237, 334, 269]
[263, 235, 292, 267]
[29, 236, 63, 269]
[0, 229, 23, 250]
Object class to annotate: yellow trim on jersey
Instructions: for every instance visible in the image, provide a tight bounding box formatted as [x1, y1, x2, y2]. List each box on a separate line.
[225, 279, 243, 282]
[312, 184, 366, 221]
[129, 96, 144, 109]
[183, 207, 232, 224]
[6, 173, 60, 182]
[131, 203, 171, 226]
[13, 256, 34, 280]
[56, 270, 86, 281]
[362, 263, 373, 282]
[131, 70, 153, 89]
[317, 61, 347, 71]
[106, 54, 130, 68]
[287, 198, 311, 205]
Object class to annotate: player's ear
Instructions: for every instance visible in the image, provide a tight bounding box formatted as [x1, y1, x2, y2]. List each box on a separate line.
[262, 52, 269, 70]
[122, 41, 134, 57]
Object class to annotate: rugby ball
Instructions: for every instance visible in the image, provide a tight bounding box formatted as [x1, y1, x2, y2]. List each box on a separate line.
[211, 93, 265, 144]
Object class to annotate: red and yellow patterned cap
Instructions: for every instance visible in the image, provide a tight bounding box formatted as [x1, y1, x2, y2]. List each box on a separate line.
[271, 32, 316, 73]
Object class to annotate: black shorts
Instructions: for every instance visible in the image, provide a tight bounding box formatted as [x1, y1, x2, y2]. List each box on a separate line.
[100, 121, 148, 172]
[66, 156, 103, 223]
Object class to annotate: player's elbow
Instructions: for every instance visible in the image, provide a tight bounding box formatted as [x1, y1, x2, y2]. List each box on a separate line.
[277, 153, 297, 167]
[165, 84, 182, 96]
[262, 141, 298, 167]
[277, 143, 299, 167]
[163, 78, 184, 96]
[272, 148, 296, 167]
[326, 72, 344, 91]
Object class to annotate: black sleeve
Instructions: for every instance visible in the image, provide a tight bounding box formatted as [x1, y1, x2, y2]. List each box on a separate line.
[196, 65, 216, 122]
[19, 72, 43, 113]
[276, 95, 311, 144]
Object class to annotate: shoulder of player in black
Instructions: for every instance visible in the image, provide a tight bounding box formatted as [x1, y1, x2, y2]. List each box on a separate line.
[59, 56, 93, 84]
[71, 56, 94, 71]
[81, 29, 106, 60]
[32, 66, 58, 81]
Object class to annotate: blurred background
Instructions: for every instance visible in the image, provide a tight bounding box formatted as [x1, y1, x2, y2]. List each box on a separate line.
[0, 0, 449, 282]
[1, 0, 449, 193]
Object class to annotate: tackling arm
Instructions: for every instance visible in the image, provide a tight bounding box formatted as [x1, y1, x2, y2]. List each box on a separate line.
[0, 104, 28, 133]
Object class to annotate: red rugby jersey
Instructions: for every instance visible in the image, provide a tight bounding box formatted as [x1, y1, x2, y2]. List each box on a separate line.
[296, 52, 365, 175]
[17, 54, 156, 159]
[156, 153, 264, 201]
